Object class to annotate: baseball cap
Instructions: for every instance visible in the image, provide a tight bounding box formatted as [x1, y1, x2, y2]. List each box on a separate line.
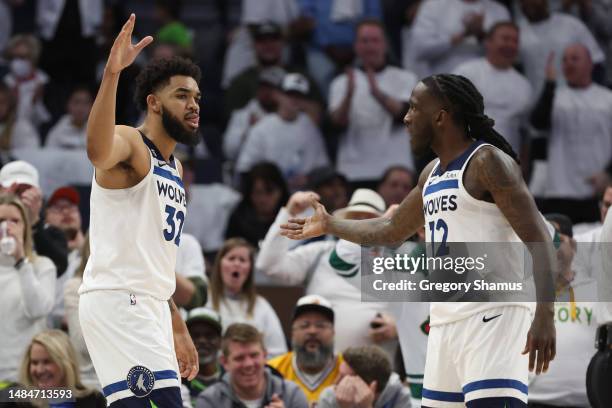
[186, 307, 222, 334]
[293, 294, 334, 323]
[307, 166, 348, 190]
[333, 189, 386, 218]
[48, 186, 80, 208]
[281, 73, 310, 96]
[0, 160, 39, 189]
[252, 22, 282, 39]
[258, 66, 286, 88]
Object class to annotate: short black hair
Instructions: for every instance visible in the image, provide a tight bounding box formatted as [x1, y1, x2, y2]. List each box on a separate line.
[134, 56, 201, 111]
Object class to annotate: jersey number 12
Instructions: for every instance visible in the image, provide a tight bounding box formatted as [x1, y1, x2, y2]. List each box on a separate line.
[428, 219, 449, 257]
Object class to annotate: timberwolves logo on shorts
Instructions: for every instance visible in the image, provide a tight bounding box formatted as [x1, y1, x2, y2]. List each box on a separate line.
[127, 365, 155, 397]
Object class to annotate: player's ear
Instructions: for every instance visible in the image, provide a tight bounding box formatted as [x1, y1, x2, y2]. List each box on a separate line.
[434, 109, 447, 127]
[146, 94, 161, 114]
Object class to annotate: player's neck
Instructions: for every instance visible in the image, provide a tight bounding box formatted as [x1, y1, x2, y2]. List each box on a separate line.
[139, 118, 177, 162]
[432, 132, 474, 171]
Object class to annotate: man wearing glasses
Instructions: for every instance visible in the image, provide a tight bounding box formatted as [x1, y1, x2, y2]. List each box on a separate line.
[268, 295, 342, 406]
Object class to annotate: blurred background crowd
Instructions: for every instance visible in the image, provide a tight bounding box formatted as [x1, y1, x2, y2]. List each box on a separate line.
[0, 0, 611, 407]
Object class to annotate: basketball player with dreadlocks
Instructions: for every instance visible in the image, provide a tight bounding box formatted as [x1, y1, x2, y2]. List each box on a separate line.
[281, 74, 556, 407]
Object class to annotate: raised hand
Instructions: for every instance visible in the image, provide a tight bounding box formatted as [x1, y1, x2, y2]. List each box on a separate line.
[280, 197, 330, 240]
[545, 52, 556, 81]
[106, 14, 153, 75]
[287, 191, 320, 216]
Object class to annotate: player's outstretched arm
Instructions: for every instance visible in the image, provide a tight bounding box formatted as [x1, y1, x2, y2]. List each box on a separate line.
[473, 147, 556, 375]
[280, 162, 434, 246]
[86, 14, 153, 170]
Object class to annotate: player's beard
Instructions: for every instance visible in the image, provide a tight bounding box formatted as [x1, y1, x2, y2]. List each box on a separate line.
[293, 341, 333, 371]
[161, 105, 200, 146]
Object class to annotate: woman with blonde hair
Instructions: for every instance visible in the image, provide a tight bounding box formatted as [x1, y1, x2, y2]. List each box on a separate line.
[18, 329, 106, 407]
[0, 193, 55, 382]
[207, 237, 287, 357]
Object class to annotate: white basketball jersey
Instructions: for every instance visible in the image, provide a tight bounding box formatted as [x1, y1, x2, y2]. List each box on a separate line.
[422, 141, 531, 325]
[80, 133, 187, 300]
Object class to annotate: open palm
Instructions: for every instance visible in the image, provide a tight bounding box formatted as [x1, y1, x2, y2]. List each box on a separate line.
[107, 14, 153, 74]
[280, 200, 329, 240]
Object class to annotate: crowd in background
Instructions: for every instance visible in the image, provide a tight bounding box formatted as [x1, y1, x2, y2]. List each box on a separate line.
[0, 0, 611, 407]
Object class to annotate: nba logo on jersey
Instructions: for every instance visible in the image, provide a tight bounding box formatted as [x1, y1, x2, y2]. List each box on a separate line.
[130, 293, 136, 305]
[126, 365, 155, 397]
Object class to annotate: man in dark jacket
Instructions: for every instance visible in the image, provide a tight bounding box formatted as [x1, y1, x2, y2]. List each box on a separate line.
[196, 323, 307, 408]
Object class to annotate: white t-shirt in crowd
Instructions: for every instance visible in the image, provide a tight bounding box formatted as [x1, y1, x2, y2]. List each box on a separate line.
[223, 99, 268, 161]
[544, 84, 612, 199]
[410, 0, 510, 75]
[453, 58, 533, 153]
[518, 12, 605, 96]
[207, 294, 288, 358]
[0, 120, 40, 149]
[235, 112, 329, 179]
[45, 115, 87, 149]
[176, 233, 206, 281]
[329, 66, 416, 181]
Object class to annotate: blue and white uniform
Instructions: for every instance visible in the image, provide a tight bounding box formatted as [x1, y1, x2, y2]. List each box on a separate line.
[79, 134, 186, 406]
[421, 141, 532, 407]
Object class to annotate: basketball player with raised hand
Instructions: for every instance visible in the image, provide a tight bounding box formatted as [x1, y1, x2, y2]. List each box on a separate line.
[281, 74, 556, 407]
[79, 14, 200, 407]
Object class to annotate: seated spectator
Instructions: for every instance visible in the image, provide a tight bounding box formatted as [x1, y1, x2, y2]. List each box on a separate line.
[207, 238, 287, 357]
[453, 22, 533, 156]
[45, 86, 93, 149]
[295, 0, 382, 98]
[18, 329, 106, 406]
[223, 67, 284, 162]
[377, 165, 415, 207]
[529, 214, 599, 407]
[257, 190, 398, 355]
[196, 323, 308, 408]
[63, 234, 98, 389]
[183, 307, 223, 406]
[329, 20, 416, 188]
[518, 0, 605, 95]
[0, 193, 56, 382]
[307, 166, 349, 215]
[0, 160, 69, 274]
[224, 22, 323, 124]
[174, 233, 208, 311]
[225, 162, 289, 248]
[236, 73, 329, 191]
[268, 295, 343, 405]
[44, 186, 85, 328]
[0, 83, 40, 154]
[530, 44, 612, 224]
[318, 345, 412, 408]
[3, 34, 50, 127]
[410, 0, 510, 75]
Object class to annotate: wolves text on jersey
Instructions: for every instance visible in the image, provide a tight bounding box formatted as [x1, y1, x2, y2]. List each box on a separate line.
[156, 180, 186, 207]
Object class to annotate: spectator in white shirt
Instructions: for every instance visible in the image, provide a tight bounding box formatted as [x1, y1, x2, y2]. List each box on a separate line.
[0, 83, 40, 156]
[3, 34, 51, 127]
[223, 67, 284, 162]
[329, 19, 416, 188]
[45, 86, 93, 149]
[410, 0, 510, 75]
[236, 73, 329, 191]
[518, 0, 605, 95]
[453, 21, 533, 156]
[531, 43, 612, 224]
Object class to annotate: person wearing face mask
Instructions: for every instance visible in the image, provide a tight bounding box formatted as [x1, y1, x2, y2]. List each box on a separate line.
[17, 329, 106, 407]
[3, 34, 51, 128]
[0, 193, 56, 383]
[206, 238, 287, 358]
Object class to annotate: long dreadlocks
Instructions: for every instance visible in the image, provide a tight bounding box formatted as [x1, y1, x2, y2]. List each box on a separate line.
[422, 74, 520, 164]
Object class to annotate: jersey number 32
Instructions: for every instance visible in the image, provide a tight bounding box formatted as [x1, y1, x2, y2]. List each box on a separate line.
[163, 204, 185, 246]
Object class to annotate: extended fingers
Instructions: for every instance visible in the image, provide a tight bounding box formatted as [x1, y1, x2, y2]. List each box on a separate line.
[135, 35, 154, 52]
